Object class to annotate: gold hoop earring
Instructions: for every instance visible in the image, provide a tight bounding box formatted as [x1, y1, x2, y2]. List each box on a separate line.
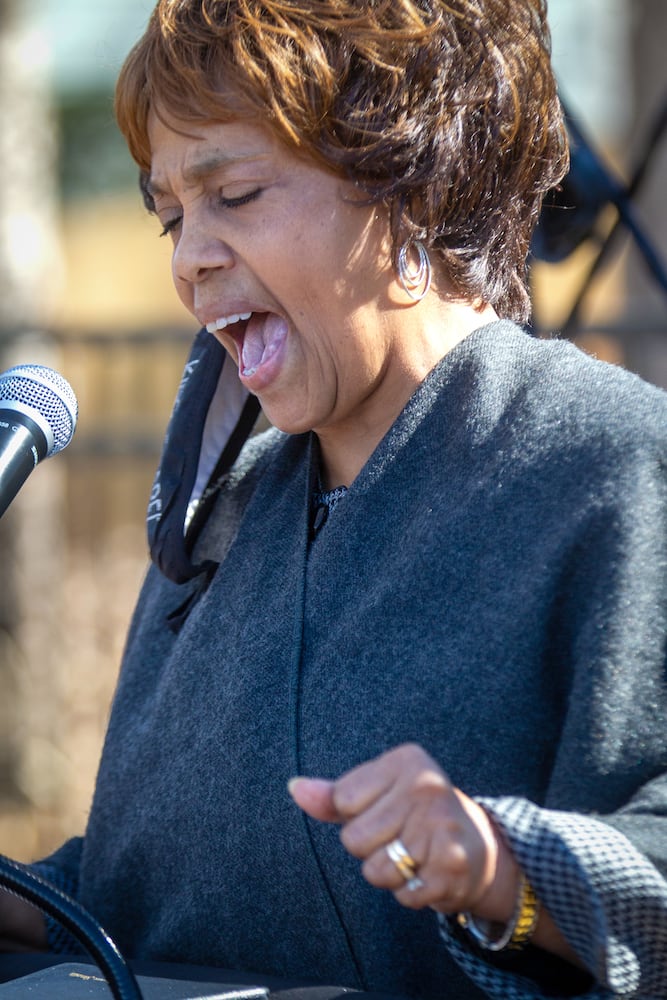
[397, 240, 432, 302]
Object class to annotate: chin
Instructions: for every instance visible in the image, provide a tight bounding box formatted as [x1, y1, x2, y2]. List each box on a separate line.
[267, 414, 314, 436]
[260, 401, 317, 437]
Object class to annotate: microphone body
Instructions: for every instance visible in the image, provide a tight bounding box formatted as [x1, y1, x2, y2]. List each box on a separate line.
[0, 365, 78, 518]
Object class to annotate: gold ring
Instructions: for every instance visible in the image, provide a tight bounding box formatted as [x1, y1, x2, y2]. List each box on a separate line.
[386, 838, 422, 890]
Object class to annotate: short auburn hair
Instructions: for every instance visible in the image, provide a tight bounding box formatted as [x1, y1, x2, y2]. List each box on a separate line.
[115, 0, 568, 323]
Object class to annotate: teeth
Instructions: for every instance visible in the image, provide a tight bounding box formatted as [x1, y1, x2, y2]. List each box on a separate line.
[206, 311, 252, 334]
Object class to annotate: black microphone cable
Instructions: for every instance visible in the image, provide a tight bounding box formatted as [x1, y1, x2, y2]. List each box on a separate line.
[0, 854, 143, 1000]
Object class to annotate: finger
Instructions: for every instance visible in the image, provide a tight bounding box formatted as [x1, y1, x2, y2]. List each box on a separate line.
[370, 837, 466, 912]
[356, 787, 486, 909]
[391, 794, 496, 913]
[361, 840, 422, 892]
[361, 841, 432, 911]
[334, 742, 446, 818]
[338, 747, 452, 862]
[344, 760, 452, 859]
[340, 787, 410, 858]
[395, 832, 470, 912]
[330, 752, 400, 821]
[288, 777, 342, 822]
[335, 748, 429, 856]
[287, 745, 434, 830]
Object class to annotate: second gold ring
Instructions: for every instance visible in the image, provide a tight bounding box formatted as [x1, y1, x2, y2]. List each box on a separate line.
[386, 838, 424, 891]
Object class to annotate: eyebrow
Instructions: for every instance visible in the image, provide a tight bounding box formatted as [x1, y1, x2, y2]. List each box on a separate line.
[146, 150, 267, 199]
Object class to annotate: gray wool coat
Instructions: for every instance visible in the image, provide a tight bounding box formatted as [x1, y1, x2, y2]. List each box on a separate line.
[37, 322, 667, 1000]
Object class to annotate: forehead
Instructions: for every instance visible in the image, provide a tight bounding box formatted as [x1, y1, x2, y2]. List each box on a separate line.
[146, 113, 276, 197]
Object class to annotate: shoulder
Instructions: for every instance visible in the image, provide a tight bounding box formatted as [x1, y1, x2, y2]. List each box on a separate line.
[470, 321, 667, 460]
[431, 322, 667, 539]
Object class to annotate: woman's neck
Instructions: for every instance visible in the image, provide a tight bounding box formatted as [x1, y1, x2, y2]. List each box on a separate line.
[315, 299, 497, 490]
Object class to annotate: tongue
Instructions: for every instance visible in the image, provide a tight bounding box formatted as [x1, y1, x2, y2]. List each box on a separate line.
[241, 313, 287, 376]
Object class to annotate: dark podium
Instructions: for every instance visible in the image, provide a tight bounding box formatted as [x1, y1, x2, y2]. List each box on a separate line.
[0, 858, 411, 999]
[0, 954, 410, 1000]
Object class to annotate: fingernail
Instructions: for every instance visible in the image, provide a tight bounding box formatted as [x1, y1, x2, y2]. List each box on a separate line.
[287, 777, 303, 796]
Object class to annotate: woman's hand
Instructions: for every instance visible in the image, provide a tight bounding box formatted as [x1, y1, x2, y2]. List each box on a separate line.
[289, 743, 586, 969]
[288, 742, 518, 921]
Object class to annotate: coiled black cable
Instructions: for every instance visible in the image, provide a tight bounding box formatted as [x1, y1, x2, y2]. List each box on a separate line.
[0, 854, 142, 999]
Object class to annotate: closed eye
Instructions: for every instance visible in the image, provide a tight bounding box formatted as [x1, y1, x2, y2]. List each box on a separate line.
[219, 188, 262, 209]
[158, 188, 262, 238]
[159, 215, 182, 239]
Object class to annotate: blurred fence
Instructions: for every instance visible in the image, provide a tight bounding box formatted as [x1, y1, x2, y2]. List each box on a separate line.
[0, 326, 193, 863]
[58, 327, 193, 543]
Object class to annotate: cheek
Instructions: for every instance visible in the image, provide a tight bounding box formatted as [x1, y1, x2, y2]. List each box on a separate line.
[215, 332, 240, 366]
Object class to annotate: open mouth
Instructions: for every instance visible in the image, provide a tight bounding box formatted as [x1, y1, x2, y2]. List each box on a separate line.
[206, 312, 288, 379]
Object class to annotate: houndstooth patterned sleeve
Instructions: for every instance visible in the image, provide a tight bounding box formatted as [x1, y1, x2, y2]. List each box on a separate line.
[438, 796, 667, 999]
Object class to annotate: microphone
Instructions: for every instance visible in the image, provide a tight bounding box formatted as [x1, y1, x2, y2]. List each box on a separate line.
[0, 363, 78, 518]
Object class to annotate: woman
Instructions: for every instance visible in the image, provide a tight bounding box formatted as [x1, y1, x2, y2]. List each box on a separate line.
[4, 1, 667, 997]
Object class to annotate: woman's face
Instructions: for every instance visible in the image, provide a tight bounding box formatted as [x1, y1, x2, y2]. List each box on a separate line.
[147, 113, 405, 438]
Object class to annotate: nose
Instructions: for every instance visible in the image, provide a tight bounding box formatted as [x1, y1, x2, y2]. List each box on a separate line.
[172, 217, 235, 285]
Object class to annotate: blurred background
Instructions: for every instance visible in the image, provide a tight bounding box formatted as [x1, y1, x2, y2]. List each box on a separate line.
[0, 0, 665, 863]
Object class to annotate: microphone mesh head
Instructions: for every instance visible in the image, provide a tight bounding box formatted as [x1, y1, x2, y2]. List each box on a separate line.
[0, 364, 78, 456]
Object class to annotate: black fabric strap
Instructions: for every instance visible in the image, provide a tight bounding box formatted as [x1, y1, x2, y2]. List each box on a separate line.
[186, 391, 261, 549]
[147, 328, 260, 584]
